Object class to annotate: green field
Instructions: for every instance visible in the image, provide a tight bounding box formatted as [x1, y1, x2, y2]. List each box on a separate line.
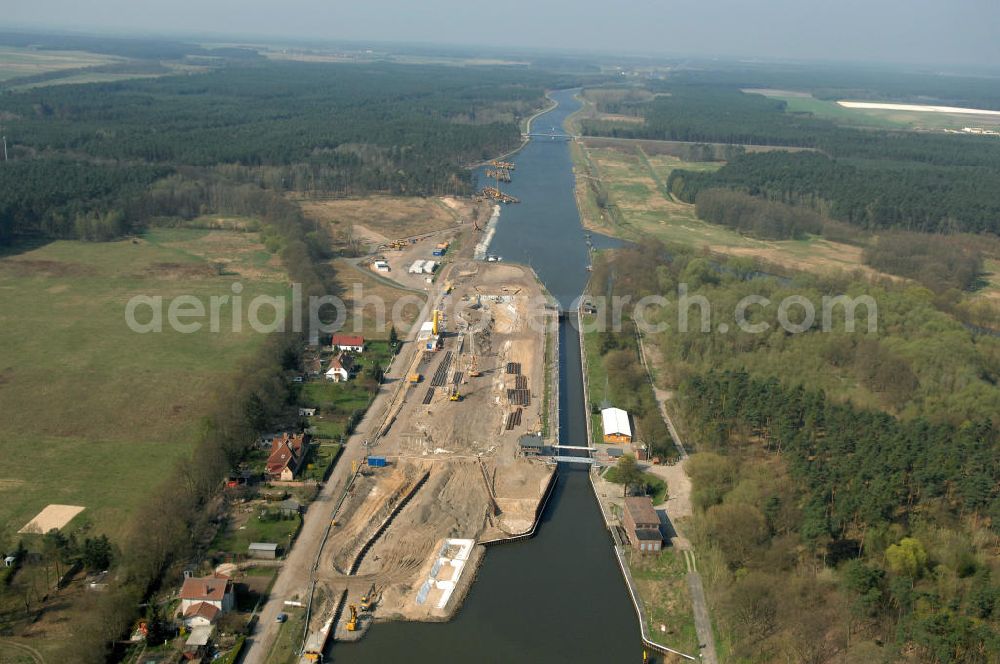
[629, 549, 699, 655]
[0, 230, 289, 539]
[584, 146, 875, 275]
[747, 89, 1000, 131]
[0, 47, 120, 82]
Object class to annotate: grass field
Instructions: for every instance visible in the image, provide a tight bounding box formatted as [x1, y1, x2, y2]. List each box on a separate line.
[629, 549, 699, 655]
[581, 145, 880, 277]
[745, 88, 1000, 131]
[0, 229, 288, 539]
[299, 196, 463, 247]
[0, 47, 120, 82]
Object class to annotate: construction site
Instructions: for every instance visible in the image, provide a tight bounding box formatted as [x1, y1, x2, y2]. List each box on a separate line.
[300, 249, 559, 660]
[475, 160, 520, 204]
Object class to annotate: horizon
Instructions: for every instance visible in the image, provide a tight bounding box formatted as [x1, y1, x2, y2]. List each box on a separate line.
[6, 0, 1000, 71]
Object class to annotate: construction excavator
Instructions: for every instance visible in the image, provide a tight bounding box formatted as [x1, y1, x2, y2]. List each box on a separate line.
[360, 584, 379, 612]
[346, 604, 359, 632]
[449, 387, 463, 402]
[468, 354, 482, 378]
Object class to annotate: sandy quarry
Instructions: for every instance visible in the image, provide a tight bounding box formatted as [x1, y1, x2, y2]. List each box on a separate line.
[308, 257, 557, 641]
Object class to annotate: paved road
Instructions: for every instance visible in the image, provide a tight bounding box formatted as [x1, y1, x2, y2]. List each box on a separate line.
[241, 269, 451, 664]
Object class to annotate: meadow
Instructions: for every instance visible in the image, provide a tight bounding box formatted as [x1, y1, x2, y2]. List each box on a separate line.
[579, 144, 882, 277]
[0, 47, 119, 82]
[0, 229, 289, 540]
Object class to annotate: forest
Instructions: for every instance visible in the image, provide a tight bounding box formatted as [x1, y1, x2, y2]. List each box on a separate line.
[0, 60, 559, 245]
[591, 241, 1000, 662]
[581, 85, 1000, 234]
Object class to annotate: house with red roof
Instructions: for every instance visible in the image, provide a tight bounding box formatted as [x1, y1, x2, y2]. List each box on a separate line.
[325, 353, 355, 383]
[331, 334, 365, 353]
[178, 573, 234, 628]
[266, 433, 308, 481]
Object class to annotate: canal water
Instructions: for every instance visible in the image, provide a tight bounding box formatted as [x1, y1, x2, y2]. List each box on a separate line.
[336, 89, 641, 663]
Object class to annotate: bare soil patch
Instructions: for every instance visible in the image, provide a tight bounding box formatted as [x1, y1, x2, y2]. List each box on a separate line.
[19, 504, 85, 534]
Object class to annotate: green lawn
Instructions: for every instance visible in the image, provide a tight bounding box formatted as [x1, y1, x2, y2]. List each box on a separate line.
[0, 232, 288, 540]
[264, 606, 308, 664]
[212, 510, 301, 555]
[630, 549, 699, 655]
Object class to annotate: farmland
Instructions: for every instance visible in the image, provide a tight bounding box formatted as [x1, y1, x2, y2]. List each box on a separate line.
[746, 88, 1000, 131]
[0, 46, 119, 81]
[0, 229, 289, 539]
[575, 144, 880, 277]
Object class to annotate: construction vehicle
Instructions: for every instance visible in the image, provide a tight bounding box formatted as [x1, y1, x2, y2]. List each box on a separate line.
[346, 605, 359, 632]
[408, 373, 422, 384]
[360, 584, 377, 612]
[449, 387, 462, 402]
[432, 309, 442, 335]
[468, 355, 482, 378]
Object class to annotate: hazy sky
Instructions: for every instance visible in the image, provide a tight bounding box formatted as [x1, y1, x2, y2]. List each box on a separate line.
[9, 0, 1000, 67]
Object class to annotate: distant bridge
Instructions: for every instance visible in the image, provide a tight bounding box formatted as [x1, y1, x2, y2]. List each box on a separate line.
[523, 132, 575, 141]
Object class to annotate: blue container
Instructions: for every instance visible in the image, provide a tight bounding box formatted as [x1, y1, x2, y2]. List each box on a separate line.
[367, 456, 387, 467]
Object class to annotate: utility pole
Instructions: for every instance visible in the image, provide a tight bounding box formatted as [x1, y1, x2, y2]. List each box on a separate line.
[1, 131, 7, 162]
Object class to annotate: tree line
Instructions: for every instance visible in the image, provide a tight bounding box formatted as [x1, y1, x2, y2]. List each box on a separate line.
[0, 60, 560, 245]
[580, 84, 1000, 234]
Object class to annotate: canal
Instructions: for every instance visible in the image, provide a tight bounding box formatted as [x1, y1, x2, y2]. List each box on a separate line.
[336, 89, 642, 663]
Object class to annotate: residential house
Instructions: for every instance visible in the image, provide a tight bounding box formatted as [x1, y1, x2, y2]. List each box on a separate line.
[623, 496, 662, 553]
[325, 353, 355, 382]
[601, 407, 632, 444]
[266, 433, 308, 481]
[178, 573, 234, 628]
[331, 334, 365, 353]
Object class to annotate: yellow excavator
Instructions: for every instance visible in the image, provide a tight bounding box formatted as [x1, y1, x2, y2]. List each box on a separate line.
[360, 584, 378, 612]
[449, 387, 462, 402]
[346, 604, 359, 632]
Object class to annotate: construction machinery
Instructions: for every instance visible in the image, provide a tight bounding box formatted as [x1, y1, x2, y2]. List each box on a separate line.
[449, 387, 462, 402]
[491, 160, 515, 170]
[468, 354, 482, 378]
[360, 584, 378, 612]
[432, 309, 443, 335]
[477, 186, 519, 204]
[408, 373, 422, 384]
[485, 167, 511, 182]
[346, 605, 359, 632]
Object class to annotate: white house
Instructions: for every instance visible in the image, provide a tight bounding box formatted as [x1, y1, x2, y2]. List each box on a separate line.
[331, 334, 365, 353]
[179, 574, 234, 628]
[325, 353, 355, 382]
[600, 407, 632, 444]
